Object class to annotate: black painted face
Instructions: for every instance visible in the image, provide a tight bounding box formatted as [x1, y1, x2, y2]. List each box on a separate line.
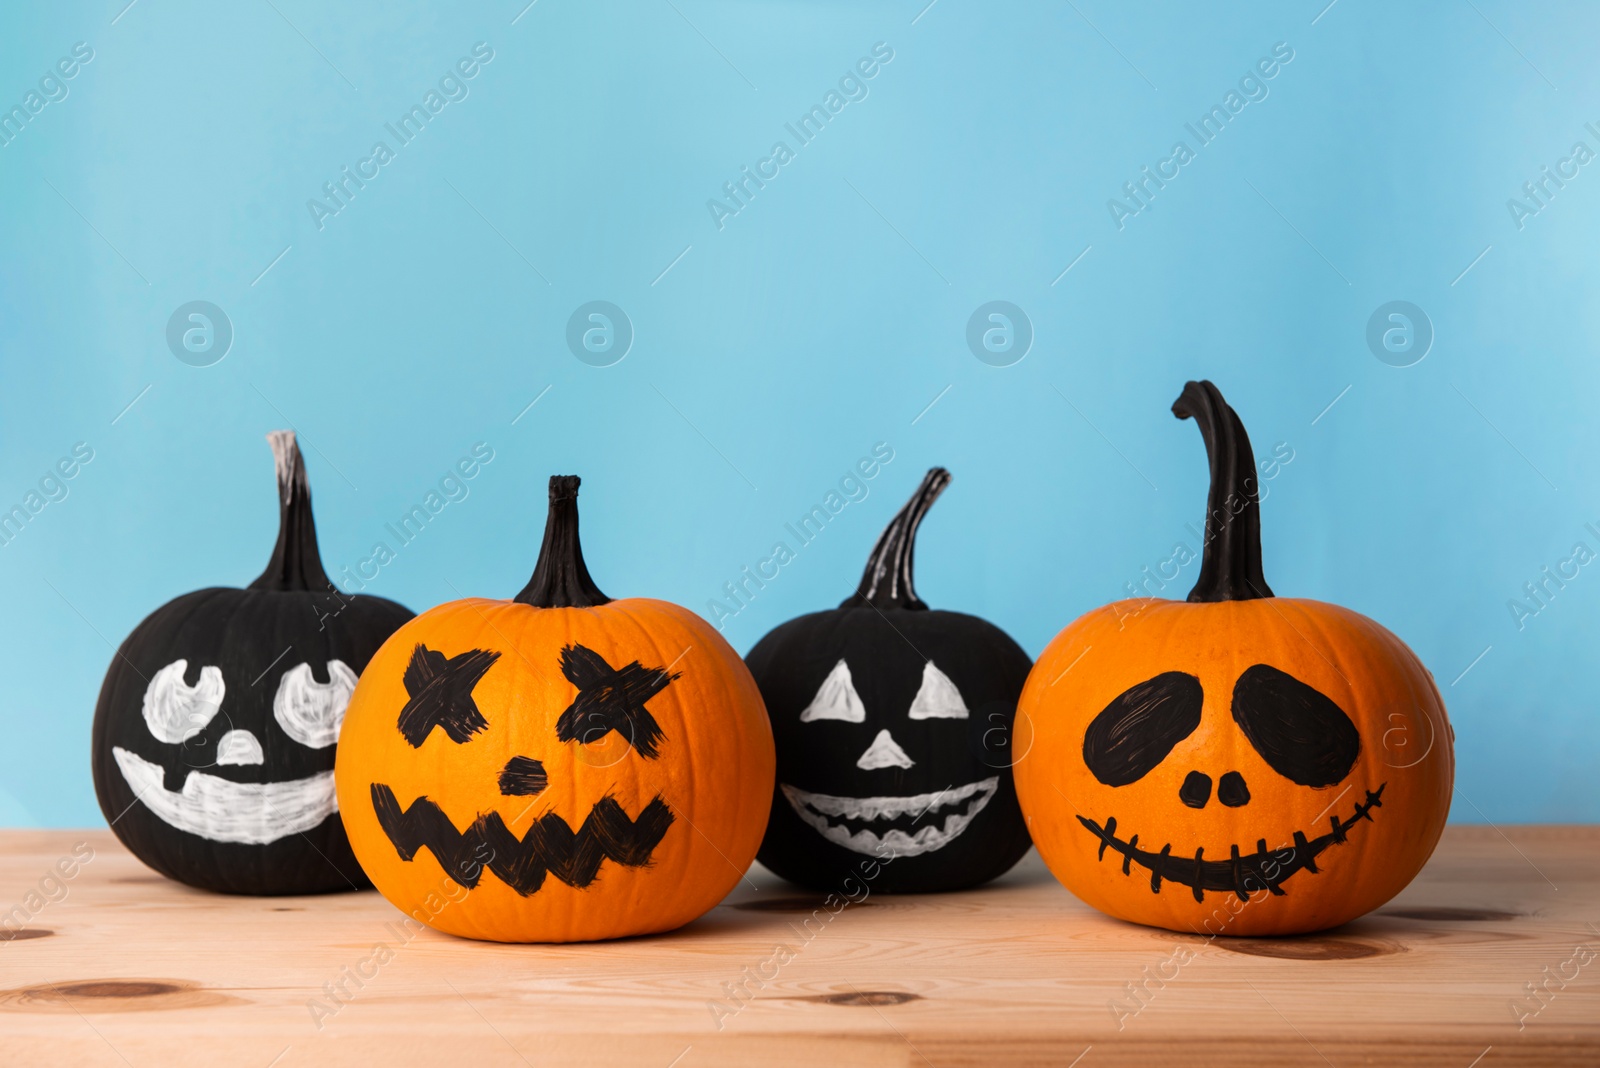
[1076, 663, 1380, 901]
[368, 641, 677, 897]
[748, 607, 1034, 894]
[91, 587, 411, 895]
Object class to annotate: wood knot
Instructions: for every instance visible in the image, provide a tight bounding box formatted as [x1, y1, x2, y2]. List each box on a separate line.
[0, 928, 52, 942]
[54, 981, 182, 999]
[0, 978, 242, 1014]
[809, 990, 921, 1007]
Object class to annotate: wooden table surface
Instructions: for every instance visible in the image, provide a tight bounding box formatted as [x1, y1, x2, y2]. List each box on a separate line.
[0, 826, 1594, 1067]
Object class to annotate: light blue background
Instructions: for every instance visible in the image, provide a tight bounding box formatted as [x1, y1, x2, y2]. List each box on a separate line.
[1, 1, 1594, 827]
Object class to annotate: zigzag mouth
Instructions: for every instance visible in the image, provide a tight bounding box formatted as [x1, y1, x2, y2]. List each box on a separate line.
[371, 784, 674, 896]
[781, 778, 998, 857]
[1076, 783, 1386, 902]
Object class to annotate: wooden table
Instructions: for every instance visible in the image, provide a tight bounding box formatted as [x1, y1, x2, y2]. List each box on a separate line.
[0, 827, 1594, 1066]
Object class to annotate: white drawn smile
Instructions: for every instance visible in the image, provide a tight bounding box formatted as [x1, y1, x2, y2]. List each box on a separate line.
[113, 747, 338, 846]
[780, 777, 999, 857]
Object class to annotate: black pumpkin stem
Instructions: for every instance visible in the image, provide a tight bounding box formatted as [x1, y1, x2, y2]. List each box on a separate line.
[515, 475, 612, 608]
[250, 430, 333, 593]
[1172, 380, 1274, 602]
[842, 467, 951, 611]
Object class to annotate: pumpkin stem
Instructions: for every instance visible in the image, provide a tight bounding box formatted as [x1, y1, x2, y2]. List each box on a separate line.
[515, 475, 612, 608]
[250, 430, 334, 593]
[842, 467, 951, 611]
[1172, 380, 1274, 602]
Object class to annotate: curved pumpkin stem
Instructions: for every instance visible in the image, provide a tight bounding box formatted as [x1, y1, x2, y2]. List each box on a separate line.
[250, 430, 333, 593]
[1172, 381, 1274, 602]
[515, 475, 612, 608]
[842, 467, 950, 611]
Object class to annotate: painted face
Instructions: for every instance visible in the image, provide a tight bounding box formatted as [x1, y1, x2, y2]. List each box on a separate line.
[1016, 595, 1454, 937]
[335, 591, 775, 944]
[366, 641, 676, 896]
[111, 657, 355, 845]
[780, 657, 999, 858]
[1074, 663, 1376, 901]
[750, 607, 1035, 894]
[91, 584, 409, 896]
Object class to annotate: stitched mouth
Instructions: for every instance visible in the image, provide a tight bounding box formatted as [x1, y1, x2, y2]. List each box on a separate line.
[1076, 783, 1386, 902]
[781, 778, 998, 857]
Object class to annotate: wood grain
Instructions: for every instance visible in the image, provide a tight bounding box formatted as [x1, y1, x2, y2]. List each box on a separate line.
[0, 826, 1594, 1066]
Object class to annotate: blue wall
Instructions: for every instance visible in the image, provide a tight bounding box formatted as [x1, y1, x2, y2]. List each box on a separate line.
[1, 1, 1595, 826]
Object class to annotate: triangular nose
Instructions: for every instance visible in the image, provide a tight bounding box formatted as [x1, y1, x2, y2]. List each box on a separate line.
[855, 728, 915, 770]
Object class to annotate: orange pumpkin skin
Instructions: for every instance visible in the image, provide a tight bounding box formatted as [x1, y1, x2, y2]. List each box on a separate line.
[336, 480, 774, 943]
[1014, 381, 1454, 937]
[1016, 597, 1452, 936]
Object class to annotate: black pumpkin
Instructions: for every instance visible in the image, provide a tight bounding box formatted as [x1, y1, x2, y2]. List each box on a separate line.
[745, 468, 1033, 893]
[90, 431, 413, 895]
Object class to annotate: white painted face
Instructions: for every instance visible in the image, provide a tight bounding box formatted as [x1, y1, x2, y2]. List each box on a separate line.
[782, 657, 996, 856]
[113, 658, 355, 845]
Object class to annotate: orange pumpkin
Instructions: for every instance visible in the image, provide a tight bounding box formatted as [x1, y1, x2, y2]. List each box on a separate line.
[1015, 381, 1453, 936]
[336, 476, 775, 942]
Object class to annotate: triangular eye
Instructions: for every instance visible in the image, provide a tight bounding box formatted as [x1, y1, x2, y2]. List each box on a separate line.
[907, 661, 969, 720]
[1231, 664, 1360, 787]
[1082, 672, 1204, 786]
[799, 659, 865, 723]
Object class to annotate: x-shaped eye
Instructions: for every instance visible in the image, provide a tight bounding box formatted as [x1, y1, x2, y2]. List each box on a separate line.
[555, 644, 676, 760]
[396, 644, 500, 747]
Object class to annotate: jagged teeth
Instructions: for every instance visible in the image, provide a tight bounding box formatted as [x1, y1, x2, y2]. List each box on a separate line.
[780, 778, 1000, 858]
[780, 778, 995, 821]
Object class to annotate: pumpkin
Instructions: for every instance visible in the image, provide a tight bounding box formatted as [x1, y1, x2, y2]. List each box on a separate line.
[1014, 381, 1454, 936]
[745, 468, 1034, 894]
[336, 475, 775, 942]
[90, 431, 413, 895]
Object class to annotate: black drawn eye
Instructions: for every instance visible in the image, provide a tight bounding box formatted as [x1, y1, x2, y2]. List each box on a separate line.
[396, 644, 500, 747]
[1231, 664, 1360, 788]
[1082, 672, 1204, 787]
[554, 643, 676, 760]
